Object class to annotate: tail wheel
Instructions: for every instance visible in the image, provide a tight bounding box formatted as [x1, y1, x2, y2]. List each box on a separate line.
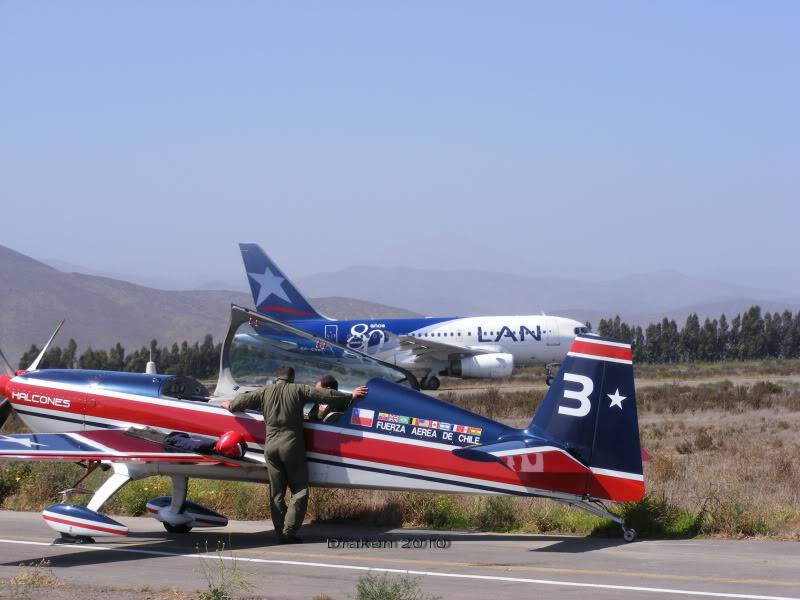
[623, 528, 637, 542]
[164, 523, 192, 534]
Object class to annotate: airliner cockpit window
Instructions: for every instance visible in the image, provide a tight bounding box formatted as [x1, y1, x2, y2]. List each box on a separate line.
[224, 307, 417, 392]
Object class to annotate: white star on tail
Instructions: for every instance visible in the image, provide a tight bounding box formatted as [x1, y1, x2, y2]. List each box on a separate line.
[0, 435, 45, 448]
[607, 389, 626, 410]
[248, 268, 291, 306]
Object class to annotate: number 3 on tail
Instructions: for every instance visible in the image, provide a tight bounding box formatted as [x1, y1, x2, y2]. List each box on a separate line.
[558, 373, 593, 417]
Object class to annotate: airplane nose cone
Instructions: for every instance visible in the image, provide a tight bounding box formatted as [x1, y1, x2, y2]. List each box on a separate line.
[0, 374, 10, 398]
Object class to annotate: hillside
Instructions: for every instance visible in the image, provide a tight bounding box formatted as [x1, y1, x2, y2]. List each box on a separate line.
[0, 245, 419, 365]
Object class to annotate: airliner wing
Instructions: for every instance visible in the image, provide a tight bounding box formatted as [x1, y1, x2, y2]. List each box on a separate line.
[398, 335, 497, 361]
[0, 430, 234, 465]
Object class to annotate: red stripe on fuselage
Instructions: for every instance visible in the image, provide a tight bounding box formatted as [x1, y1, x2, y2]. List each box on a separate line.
[569, 340, 632, 361]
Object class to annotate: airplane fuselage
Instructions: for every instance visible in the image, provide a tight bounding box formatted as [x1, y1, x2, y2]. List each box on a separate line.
[3, 370, 638, 501]
[291, 315, 587, 373]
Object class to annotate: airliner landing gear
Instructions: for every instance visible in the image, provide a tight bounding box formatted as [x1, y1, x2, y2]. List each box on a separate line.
[420, 376, 440, 391]
[545, 363, 559, 387]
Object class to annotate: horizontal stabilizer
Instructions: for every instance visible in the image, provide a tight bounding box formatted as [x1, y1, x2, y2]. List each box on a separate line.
[453, 440, 540, 468]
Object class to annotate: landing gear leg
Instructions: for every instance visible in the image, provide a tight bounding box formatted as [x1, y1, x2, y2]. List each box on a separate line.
[562, 499, 637, 542]
[87, 464, 132, 512]
[162, 476, 193, 534]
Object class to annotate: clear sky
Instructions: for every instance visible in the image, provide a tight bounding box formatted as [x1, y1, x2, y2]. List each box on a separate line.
[1, 2, 797, 288]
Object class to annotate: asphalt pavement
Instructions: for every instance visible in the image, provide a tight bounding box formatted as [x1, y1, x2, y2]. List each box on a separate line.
[0, 511, 799, 599]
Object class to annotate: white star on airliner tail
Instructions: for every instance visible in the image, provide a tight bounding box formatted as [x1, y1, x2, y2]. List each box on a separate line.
[248, 268, 291, 306]
[607, 389, 626, 410]
[0, 435, 45, 448]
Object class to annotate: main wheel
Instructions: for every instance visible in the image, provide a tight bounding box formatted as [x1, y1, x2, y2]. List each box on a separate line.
[425, 376, 440, 391]
[164, 522, 193, 534]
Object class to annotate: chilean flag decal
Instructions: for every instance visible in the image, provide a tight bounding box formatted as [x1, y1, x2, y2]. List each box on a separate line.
[350, 408, 375, 428]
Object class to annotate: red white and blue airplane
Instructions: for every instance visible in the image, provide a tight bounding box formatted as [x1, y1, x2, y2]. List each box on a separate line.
[240, 244, 590, 389]
[0, 304, 643, 543]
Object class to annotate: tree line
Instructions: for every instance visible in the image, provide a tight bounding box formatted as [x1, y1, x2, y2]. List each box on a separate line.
[15, 304, 800, 374]
[18, 335, 221, 380]
[597, 306, 800, 363]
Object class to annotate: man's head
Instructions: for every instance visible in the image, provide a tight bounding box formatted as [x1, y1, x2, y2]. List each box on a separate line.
[315, 374, 339, 390]
[275, 366, 295, 382]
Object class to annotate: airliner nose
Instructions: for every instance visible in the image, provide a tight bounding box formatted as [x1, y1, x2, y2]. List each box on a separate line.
[0, 373, 9, 398]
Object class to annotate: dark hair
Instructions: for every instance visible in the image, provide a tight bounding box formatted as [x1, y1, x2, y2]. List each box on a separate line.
[317, 374, 339, 390]
[275, 366, 295, 382]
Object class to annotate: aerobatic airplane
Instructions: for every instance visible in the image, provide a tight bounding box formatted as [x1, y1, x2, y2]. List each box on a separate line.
[0, 305, 643, 543]
[240, 243, 590, 389]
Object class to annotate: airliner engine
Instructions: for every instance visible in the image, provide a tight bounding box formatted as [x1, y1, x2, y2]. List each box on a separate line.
[448, 353, 513, 378]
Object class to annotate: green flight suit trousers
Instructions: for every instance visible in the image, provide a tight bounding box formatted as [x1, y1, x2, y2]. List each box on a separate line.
[265, 429, 308, 537]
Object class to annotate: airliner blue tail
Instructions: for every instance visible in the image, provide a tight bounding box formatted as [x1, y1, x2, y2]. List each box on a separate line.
[527, 335, 643, 501]
[239, 243, 325, 321]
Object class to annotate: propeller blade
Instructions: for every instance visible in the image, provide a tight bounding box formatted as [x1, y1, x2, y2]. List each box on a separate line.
[27, 319, 65, 371]
[0, 346, 13, 376]
[0, 398, 11, 430]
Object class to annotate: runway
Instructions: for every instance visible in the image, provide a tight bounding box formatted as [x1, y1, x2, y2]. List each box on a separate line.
[0, 511, 799, 599]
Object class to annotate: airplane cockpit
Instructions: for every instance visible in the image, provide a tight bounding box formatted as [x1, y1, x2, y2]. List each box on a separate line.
[212, 305, 418, 412]
[160, 376, 210, 402]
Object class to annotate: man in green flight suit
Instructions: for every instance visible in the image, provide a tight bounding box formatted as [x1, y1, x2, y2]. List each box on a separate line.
[223, 366, 368, 543]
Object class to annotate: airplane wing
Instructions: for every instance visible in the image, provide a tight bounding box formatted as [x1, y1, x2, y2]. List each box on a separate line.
[398, 335, 499, 361]
[0, 429, 235, 465]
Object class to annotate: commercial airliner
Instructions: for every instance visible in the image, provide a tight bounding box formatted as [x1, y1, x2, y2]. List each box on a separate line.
[240, 244, 589, 389]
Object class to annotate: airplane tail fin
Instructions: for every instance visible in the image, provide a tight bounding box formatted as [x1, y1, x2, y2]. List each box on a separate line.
[527, 335, 644, 501]
[238, 243, 326, 321]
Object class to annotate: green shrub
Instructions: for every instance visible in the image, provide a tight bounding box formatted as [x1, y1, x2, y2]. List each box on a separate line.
[109, 477, 170, 516]
[0, 463, 31, 504]
[699, 494, 773, 537]
[353, 573, 439, 600]
[477, 496, 518, 532]
[422, 495, 471, 529]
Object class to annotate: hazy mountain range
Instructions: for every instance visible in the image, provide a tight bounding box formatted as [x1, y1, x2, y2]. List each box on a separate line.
[2, 243, 796, 365]
[0, 245, 417, 366]
[295, 266, 800, 327]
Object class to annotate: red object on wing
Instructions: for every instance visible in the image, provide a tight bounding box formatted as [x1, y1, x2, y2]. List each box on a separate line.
[214, 430, 247, 458]
[641, 448, 652, 462]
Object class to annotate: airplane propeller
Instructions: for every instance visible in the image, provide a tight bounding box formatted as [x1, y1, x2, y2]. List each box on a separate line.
[0, 344, 14, 429]
[27, 319, 65, 371]
[0, 346, 14, 376]
[0, 319, 65, 430]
